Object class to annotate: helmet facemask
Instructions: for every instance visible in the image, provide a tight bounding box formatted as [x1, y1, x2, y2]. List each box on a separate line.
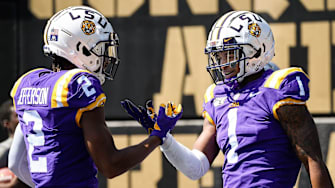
[206, 38, 263, 85]
[207, 48, 240, 84]
[90, 32, 120, 82]
[206, 37, 252, 84]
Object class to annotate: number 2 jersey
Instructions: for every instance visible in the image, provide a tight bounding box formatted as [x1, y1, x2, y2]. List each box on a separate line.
[10, 68, 106, 188]
[202, 67, 309, 188]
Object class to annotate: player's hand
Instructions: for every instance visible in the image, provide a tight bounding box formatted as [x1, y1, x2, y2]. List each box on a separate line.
[150, 102, 183, 144]
[120, 99, 156, 134]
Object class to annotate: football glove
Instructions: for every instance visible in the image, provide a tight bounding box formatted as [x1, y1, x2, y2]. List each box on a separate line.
[150, 102, 183, 144]
[120, 99, 156, 134]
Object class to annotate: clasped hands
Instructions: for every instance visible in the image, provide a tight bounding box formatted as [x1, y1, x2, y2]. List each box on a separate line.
[121, 99, 182, 144]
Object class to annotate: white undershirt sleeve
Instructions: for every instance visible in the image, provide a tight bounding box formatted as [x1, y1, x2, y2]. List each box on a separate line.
[160, 133, 210, 180]
[8, 125, 35, 187]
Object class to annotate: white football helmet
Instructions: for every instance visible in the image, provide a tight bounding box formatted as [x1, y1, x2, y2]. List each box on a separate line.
[264, 62, 279, 71]
[43, 6, 120, 84]
[205, 11, 275, 84]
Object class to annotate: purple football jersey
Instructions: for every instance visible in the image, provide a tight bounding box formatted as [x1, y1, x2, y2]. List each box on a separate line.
[203, 67, 309, 187]
[10, 68, 106, 188]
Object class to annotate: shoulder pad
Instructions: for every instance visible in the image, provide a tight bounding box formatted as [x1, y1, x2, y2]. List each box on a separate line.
[51, 69, 94, 108]
[264, 67, 309, 89]
[204, 84, 216, 103]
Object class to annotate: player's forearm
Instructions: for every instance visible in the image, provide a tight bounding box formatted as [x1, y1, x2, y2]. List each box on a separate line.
[160, 133, 210, 180]
[293, 143, 333, 187]
[102, 135, 161, 178]
[307, 159, 334, 188]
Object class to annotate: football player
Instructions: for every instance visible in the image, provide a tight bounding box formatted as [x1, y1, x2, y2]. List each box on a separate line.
[8, 6, 182, 188]
[122, 11, 334, 187]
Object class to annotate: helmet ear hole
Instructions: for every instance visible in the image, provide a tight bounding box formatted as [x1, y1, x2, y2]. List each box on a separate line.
[253, 48, 261, 58]
[82, 46, 91, 56]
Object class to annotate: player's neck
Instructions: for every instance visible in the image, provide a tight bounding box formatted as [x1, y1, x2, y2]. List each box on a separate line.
[52, 56, 77, 72]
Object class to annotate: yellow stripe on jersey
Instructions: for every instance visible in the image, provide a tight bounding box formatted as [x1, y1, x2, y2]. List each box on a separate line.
[51, 69, 91, 108]
[204, 84, 216, 103]
[10, 68, 45, 111]
[75, 93, 106, 127]
[264, 67, 309, 89]
[202, 111, 215, 127]
[272, 98, 306, 120]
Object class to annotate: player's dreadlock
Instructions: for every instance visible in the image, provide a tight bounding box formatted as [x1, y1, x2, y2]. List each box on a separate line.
[51, 55, 76, 72]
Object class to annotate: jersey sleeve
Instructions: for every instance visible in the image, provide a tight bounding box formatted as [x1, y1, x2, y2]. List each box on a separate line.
[202, 84, 216, 126]
[51, 69, 106, 127]
[263, 67, 310, 120]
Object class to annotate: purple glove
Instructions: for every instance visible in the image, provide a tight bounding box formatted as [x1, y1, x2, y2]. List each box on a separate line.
[150, 102, 183, 144]
[120, 99, 156, 134]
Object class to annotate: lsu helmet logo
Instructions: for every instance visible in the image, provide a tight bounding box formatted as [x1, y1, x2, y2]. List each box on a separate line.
[81, 20, 96, 35]
[248, 23, 261, 37]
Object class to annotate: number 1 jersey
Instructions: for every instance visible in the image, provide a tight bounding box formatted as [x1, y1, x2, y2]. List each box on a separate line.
[203, 68, 309, 188]
[10, 68, 106, 188]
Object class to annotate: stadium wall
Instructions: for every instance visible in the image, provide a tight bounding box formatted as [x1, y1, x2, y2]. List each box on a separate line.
[1, 0, 335, 118]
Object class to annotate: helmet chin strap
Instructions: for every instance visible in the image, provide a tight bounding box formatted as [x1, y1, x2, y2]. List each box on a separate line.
[92, 56, 106, 85]
[236, 59, 246, 83]
[226, 79, 239, 89]
[96, 75, 105, 85]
